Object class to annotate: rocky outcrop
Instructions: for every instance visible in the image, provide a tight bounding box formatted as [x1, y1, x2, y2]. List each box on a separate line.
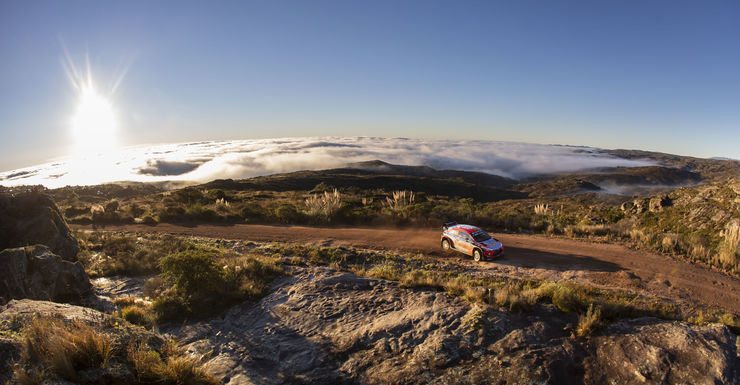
[0, 245, 91, 304]
[649, 194, 672, 212]
[165, 267, 740, 385]
[0, 298, 105, 324]
[0, 193, 79, 261]
[586, 318, 739, 384]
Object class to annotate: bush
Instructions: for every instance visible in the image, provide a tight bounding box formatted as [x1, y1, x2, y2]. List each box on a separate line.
[159, 250, 222, 296]
[154, 249, 283, 321]
[171, 187, 204, 204]
[275, 203, 301, 223]
[240, 203, 267, 221]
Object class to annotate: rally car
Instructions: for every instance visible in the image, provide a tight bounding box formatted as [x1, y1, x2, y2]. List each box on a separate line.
[440, 222, 504, 262]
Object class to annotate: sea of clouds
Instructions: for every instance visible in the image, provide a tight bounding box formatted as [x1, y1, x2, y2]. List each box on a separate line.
[0, 137, 655, 188]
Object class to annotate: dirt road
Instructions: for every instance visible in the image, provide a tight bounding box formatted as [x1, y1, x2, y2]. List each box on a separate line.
[73, 223, 740, 314]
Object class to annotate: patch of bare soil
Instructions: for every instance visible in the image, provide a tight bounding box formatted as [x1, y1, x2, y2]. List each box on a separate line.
[73, 223, 740, 314]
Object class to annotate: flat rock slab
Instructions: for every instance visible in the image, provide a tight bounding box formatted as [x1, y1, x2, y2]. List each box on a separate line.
[164, 267, 739, 385]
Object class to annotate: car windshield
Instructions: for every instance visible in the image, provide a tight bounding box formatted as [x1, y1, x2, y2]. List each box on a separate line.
[472, 230, 491, 242]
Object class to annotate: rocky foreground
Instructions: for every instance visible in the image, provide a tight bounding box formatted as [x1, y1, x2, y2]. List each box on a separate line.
[164, 267, 739, 385]
[1, 192, 739, 384]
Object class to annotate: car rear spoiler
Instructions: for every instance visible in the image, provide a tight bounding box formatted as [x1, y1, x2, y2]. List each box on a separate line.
[442, 221, 457, 230]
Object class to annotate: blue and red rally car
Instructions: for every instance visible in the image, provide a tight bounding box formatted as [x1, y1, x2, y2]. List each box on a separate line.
[441, 222, 504, 262]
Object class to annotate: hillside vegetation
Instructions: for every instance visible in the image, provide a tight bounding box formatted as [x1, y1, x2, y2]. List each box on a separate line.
[7, 155, 738, 275]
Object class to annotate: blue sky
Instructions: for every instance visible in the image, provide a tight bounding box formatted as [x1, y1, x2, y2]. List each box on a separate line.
[1, 1, 739, 170]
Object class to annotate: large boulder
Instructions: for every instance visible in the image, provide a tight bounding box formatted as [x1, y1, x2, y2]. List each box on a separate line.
[0, 245, 91, 304]
[0, 192, 79, 261]
[586, 318, 739, 384]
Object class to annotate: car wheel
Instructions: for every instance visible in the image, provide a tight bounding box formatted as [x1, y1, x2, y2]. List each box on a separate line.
[441, 239, 451, 251]
[473, 249, 482, 262]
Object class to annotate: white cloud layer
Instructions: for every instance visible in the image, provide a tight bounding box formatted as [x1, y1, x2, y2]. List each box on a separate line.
[0, 137, 655, 188]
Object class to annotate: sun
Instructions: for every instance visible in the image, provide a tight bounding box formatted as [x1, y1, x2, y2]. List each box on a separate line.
[69, 79, 117, 157]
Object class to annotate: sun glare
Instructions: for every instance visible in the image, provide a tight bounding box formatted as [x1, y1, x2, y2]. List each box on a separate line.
[71, 82, 117, 156]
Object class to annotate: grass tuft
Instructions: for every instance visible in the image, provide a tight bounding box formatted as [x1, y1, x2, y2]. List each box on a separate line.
[12, 315, 217, 385]
[576, 304, 603, 337]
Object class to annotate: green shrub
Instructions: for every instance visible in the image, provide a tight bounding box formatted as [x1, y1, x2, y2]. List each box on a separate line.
[171, 187, 204, 204]
[239, 203, 267, 221]
[275, 203, 301, 223]
[154, 248, 283, 321]
[159, 250, 222, 296]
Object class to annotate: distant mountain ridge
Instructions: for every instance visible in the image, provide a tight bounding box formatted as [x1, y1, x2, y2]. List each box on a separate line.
[201, 160, 525, 202]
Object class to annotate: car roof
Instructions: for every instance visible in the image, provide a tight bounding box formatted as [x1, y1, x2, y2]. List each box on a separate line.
[450, 224, 481, 234]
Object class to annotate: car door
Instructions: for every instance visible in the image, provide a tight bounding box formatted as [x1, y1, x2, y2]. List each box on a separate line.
[450, 230, 465, 252]
[455, 230, 474, 255]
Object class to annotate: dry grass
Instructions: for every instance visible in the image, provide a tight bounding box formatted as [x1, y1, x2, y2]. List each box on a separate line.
[493, 286, 522, 310]
[114, 296, 140, 308]
[661, 233, 680, 253]
[400, 269, 443, 289]
[13, 315, 218, 385]
[304, 188, 342, 219]
[576, 304, 603, 337]
[628, 228, 645, 242]
[121, 305, 156, 328]
[385, 190, 415, 215]
[520, 281, 558, 305]
[533, 203, 550, 216]
[688, 309, 740, 334]
[367, 261, 402, 281]
[719, 220, 740, 269]
[129, 342, 218, 385]
[442, 275, 488, 303]
[16, 317, 114, 382]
